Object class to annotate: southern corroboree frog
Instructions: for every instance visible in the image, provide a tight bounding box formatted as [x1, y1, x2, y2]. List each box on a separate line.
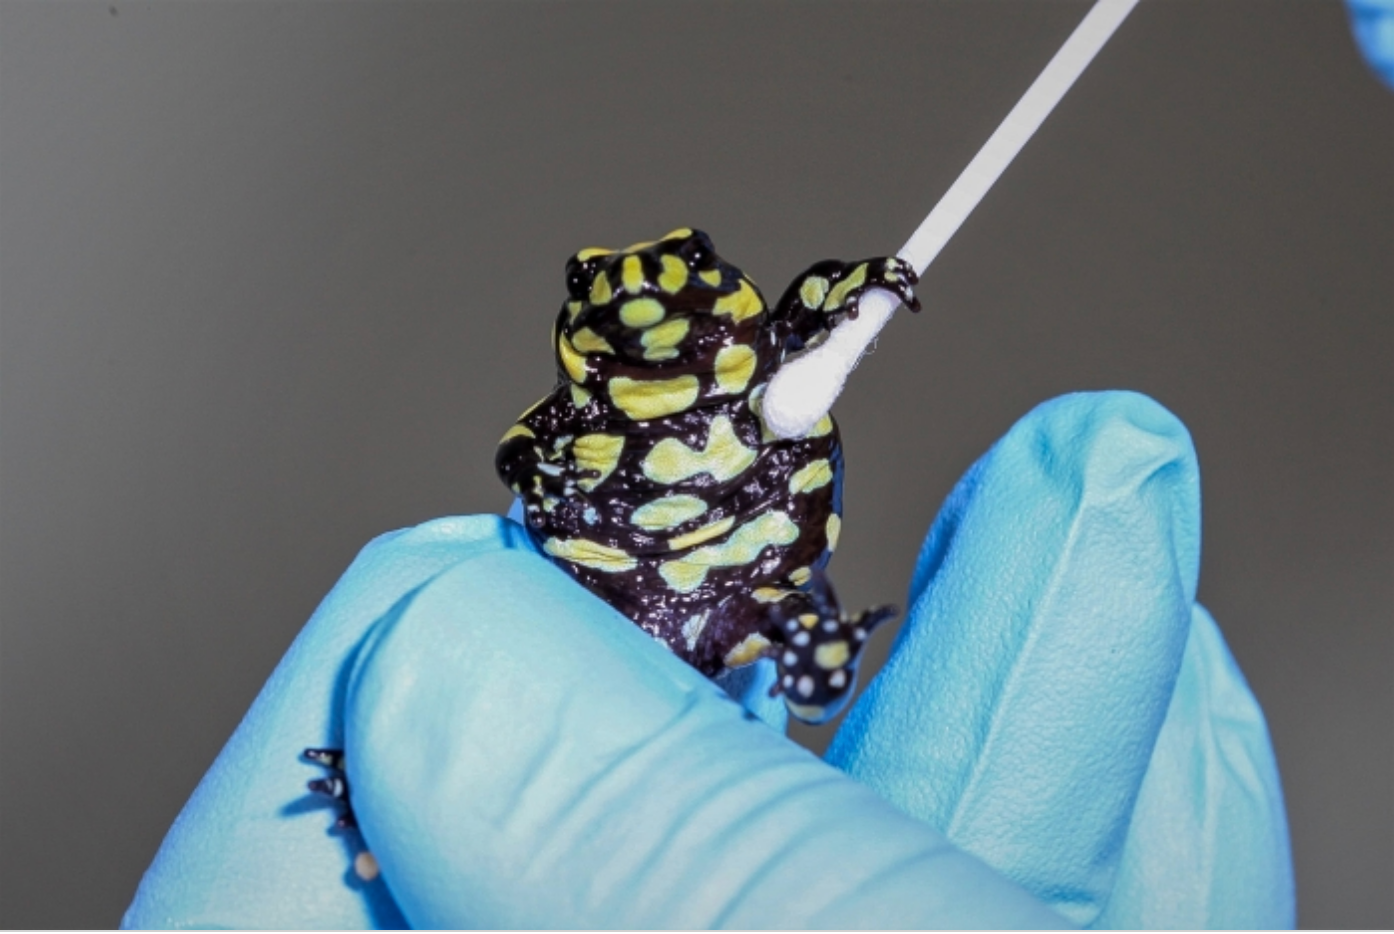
[304, 228, 920, 848]
[496, 228, 920, 723]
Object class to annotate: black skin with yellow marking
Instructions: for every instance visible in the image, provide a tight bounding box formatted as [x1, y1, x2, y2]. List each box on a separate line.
[496, 229, 920, 724]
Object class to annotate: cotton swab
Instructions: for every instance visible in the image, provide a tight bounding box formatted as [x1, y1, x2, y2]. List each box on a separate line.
[761, 0, 1141, 440]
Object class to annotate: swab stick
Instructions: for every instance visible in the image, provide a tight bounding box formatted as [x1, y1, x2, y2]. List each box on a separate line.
[762, 0, 1140, 439]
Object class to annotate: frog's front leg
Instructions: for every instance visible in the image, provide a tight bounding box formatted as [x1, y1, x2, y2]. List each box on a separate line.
[772, 256, 922, 355]
[760, 572, 897, 724]
[495, 392, 602, 536]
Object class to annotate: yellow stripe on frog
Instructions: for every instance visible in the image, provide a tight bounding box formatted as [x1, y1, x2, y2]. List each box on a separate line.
[573, 433, 624, 491]
[667, 516, 735, 551]
[608, 375, 700, 420]
[714, 344, 757, 395]
[631, 494, 708, 531]
[713, 279, 763, 322]
[543, 536, 637, 573]
[788, 458, 833, 494]
[658, 511, 798, 592]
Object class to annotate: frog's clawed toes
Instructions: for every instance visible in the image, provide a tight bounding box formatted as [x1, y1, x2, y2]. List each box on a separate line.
[857, 256, 921, 315]
[304, 747, 358, 830]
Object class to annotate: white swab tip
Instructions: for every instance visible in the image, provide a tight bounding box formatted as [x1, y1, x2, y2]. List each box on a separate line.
[764, 355, 848, 440]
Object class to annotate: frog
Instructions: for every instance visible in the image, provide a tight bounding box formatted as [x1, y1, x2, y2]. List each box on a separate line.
[495, 228, 920, 723]
[306, 228, 920, 844]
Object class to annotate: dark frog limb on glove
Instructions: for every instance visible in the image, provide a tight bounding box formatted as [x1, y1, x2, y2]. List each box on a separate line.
[496, 228, 920, 724]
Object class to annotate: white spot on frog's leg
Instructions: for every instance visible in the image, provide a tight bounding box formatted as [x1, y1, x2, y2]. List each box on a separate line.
[543, 537, 638, 573]
[609, 375, 700, 420]
[825, 513, 842, 552]
[573, 433, 624, 490]
[631, 494, 708, 531]
[796, 675, 815, 697]
[814, 640, 850, 670]
[788, 458, 833, 494]
[354, 851, 380, 882]
[682, 613, 709, 654]
[782, 650, 798, 667]
[642, 415, 757, 484]
[658, 511, 798, 592]
[714, 344, 757, 395]
[724, 633, 772, 668]
[828, 669, 848, 690]
[792, 630, 811, 647]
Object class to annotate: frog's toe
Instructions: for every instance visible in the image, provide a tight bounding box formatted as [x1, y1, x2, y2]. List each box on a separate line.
[854, 256, 921, 315]
[304, 747, 358, 829]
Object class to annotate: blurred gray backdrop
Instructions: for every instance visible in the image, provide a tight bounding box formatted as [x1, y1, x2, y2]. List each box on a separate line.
[2, 0, 1390, 928]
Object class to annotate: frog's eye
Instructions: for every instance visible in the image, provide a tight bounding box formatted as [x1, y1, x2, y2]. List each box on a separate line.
[565, 259, 595, 300]
[678, 230, 717, 269]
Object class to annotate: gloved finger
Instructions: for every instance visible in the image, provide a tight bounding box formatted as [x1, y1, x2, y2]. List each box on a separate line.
[345, 550, 1071, 930]
[826, 391, 1204, 926]
[1095, 603, 1293, 928]
[122, 515, 535, 930]
[1347, 0, 1394, 88]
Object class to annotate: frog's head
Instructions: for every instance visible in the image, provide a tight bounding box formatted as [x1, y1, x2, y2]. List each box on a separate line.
[553, 229, 772, 390]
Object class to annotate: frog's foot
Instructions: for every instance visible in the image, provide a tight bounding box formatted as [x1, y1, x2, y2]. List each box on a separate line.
[764, 572, 897, 724]
[520, 460, 601, 536]
[774, 256, 922, 352]
[304, 747, 357, 830]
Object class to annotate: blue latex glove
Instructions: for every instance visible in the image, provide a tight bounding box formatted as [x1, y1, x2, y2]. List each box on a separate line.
[1348, 0, 1394, 88]
[122, 391, 1293, 928]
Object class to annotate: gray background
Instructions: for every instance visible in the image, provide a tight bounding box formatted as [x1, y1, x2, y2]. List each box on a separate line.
[1, 0, 1389, 928]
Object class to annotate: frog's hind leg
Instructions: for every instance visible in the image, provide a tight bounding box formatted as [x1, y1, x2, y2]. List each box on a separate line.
[772, 256, 921, 354]
[764, 572, 896, 724]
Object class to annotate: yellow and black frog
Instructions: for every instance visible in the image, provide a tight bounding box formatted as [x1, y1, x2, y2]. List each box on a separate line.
[496, 228, 920, 723]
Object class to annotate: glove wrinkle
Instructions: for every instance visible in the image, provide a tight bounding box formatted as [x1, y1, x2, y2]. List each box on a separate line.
[347, 549, 1067, 929]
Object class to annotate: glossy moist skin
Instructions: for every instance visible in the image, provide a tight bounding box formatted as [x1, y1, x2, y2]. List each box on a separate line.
[497, 229, 919, 722]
